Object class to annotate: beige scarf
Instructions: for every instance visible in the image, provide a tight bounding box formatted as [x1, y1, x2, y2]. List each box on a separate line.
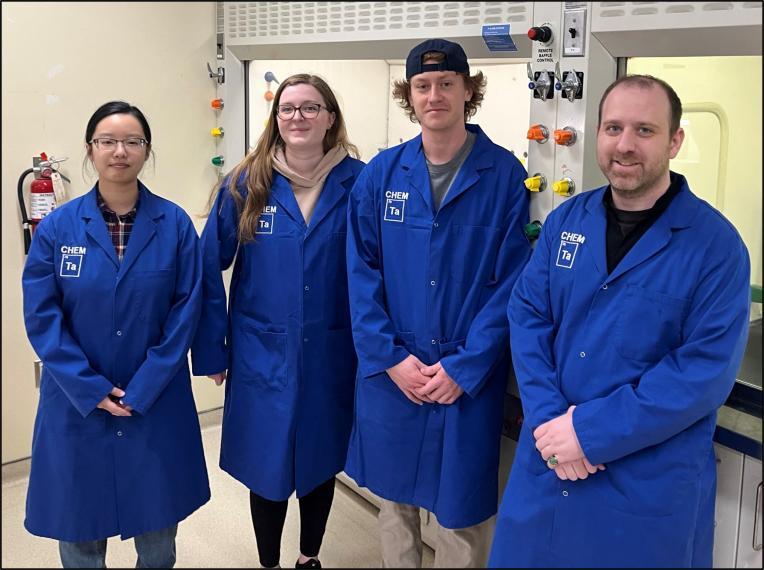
[272, 145, 348, 224]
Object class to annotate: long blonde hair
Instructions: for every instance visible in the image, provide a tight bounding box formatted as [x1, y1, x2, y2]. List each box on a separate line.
[209, 74, 359, 243]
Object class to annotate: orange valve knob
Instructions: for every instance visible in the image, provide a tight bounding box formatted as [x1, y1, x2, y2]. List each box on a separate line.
[211, 98, 224, 110]
[526, 124, 549, 144]
[264, 91, 274, 102]
[554, 127, 577, 146]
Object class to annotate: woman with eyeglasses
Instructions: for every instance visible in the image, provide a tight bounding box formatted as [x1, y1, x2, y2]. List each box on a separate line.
[192, 74, 363, 569]
[22, 101, 210, 568]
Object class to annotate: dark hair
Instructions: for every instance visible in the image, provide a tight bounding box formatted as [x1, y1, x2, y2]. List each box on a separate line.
[85, 101, 152, 145]
[598, 74, 682, 136]
[392, 51, 486, 123]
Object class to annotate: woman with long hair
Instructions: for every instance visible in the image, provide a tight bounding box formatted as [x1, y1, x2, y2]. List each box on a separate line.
[192, 74, 364, 569]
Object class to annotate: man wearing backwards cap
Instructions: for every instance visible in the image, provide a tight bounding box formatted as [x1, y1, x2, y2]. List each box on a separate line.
[345, 38, 531, 567]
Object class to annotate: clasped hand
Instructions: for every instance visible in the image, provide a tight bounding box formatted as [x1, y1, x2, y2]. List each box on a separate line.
[96, 386, 133, 417]
[387, 355, 464, 405]
[533, 405, 605, 481]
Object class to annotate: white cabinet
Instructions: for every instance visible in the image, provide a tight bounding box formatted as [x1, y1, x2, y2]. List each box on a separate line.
[735, 456, 763, 568]
[714, 444, 744, 567]
[713, 444, 763, 568]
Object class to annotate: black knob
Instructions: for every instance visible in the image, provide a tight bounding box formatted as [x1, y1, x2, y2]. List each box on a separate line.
[569, 27, 577, 38]
[527, 26, 552, 43]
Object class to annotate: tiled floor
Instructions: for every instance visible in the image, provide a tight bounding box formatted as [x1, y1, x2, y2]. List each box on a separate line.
[1, 408, 434, 568]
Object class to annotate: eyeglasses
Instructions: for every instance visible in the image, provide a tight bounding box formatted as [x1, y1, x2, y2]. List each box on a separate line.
[89, 138, 148, 151]
[276, 103, 326, 120]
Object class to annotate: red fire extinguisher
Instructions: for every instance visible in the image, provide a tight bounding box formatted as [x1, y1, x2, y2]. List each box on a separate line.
[30, 153, 57, 225]
[18, 153, 69, 254]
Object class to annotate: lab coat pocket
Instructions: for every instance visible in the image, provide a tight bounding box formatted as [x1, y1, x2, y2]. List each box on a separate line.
[133, 269, 175, 323]
[396, 331, 416, 353]
[615, 286, 689, 363]
[449, 225, 501, 284]
[234, 321, 288, 391]
[438, 338, 465, 358]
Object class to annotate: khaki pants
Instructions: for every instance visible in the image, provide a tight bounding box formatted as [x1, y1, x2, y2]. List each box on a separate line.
[378, 498, 494, 568]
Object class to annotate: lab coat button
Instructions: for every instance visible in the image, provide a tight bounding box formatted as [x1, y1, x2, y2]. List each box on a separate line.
[304, 285, 309, 291]
[117, 431, 123, 437]
[602, 284, 608, 290]
[579, 351, 585, 358]
[116, 330, 122, 336]
[431, 339, 437, 345]
[433, 222, 439, 228]
[430, 280, 436, 286]
[562, 490, 568, 497]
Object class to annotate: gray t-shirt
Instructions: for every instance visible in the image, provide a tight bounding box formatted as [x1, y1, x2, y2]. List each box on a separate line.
[425, 131, 476, 211]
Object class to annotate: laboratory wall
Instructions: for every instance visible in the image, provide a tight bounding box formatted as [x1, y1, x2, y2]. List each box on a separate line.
[1, 2, 224, 464]
[249, 59, 531, 164]
[628, 56, 763, 320]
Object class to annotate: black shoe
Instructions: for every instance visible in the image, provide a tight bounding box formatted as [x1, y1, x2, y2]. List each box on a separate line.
[295, 558, 321, 569]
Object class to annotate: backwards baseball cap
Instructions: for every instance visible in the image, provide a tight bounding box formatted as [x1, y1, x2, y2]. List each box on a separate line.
[405, 38, 470, 80]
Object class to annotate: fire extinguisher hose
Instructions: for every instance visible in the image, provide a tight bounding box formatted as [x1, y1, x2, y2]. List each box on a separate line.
[18, 168, 34, 254]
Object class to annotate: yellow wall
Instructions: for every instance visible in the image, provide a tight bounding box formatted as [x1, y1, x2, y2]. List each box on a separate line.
[1, 2, 224, 463]
[628, 56, 763, 320]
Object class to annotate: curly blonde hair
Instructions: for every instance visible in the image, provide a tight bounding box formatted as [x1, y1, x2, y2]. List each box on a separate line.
[392, 51, 487, 123]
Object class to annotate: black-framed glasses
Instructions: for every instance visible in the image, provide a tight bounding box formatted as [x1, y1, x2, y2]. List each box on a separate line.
[276, 103, 325, 120]
[89, 138, 147, 151]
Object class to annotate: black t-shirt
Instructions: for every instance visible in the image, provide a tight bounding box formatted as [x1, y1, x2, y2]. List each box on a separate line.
[604, 172, 682, 274]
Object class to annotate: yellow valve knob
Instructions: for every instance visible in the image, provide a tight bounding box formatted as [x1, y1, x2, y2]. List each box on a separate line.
[524, 174, 546, 192]
[552, 178, 575, 197]
[526, 124, 549, 143]
[211, 127, 224, 137]
[553, 127, 577, 146]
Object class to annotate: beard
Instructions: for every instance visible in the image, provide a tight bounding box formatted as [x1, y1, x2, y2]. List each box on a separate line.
[601, 154, 670, 203]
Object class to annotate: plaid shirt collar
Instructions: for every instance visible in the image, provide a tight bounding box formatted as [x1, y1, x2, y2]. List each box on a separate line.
[96, 190, 139, 221]
[96, 190, 139, 261]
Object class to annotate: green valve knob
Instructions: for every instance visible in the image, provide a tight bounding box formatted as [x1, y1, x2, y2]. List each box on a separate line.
[211, 155, 224, 167]
[752, 284, 763, 304]
[524, 220, 542, 241]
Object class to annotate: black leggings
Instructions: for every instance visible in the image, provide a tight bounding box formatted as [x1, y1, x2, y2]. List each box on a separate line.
[249, 477, 336, 568]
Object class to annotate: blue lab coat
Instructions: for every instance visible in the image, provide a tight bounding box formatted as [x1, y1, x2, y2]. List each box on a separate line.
[345, 124, 531, 529]
[192, 156, 365, 500]
[489, 174, 751, 568]
[22, 183, 210, 542]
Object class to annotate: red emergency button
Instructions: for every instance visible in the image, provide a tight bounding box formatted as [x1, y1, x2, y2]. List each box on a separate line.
[526, 124, 549, 143]
[528, 26, 552, 43]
